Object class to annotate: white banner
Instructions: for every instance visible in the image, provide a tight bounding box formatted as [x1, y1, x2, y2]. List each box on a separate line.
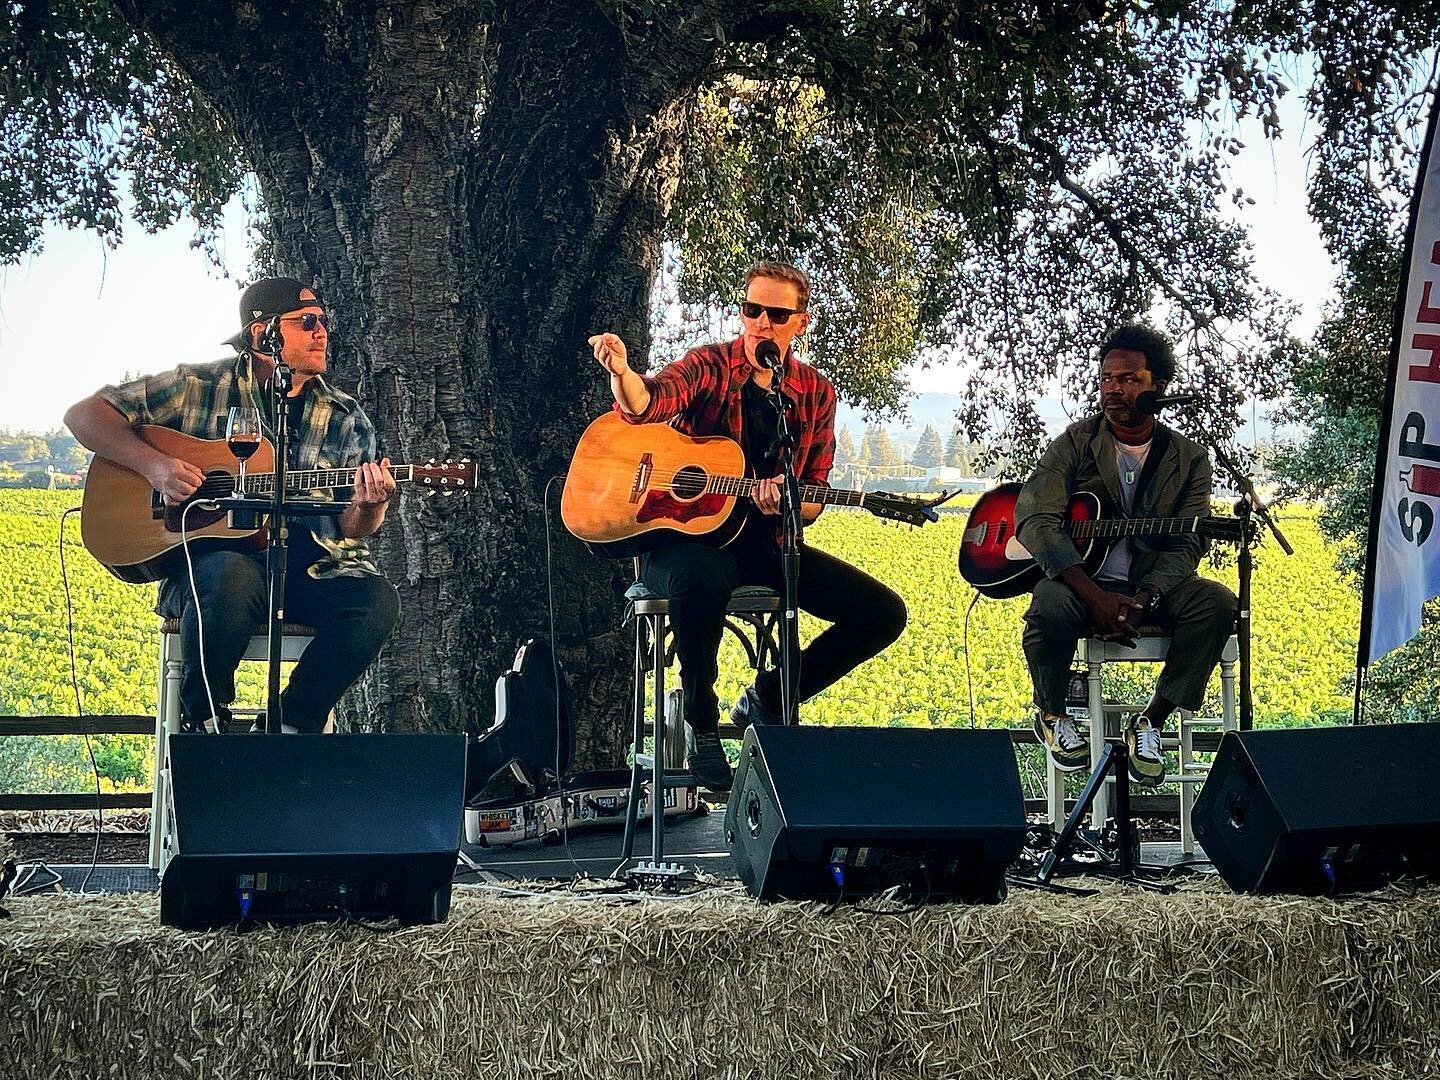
[1361, 91, 1440, 666]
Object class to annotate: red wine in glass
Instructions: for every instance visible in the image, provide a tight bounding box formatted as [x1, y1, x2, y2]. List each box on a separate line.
[226, 406, 262, 495]
[228, 433, 261, 461]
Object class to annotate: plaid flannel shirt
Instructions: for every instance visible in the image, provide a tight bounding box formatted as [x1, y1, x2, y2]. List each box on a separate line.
[98, 355, 381, 579]
[615, 336, 837, 489]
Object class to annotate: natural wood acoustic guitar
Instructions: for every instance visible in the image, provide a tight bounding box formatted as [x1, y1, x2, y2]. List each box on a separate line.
[81, 426, 475, 583]
[560, 411, 953, 558]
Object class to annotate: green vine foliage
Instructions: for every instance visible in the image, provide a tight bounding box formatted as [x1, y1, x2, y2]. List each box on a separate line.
[2, 490, 1360, 793]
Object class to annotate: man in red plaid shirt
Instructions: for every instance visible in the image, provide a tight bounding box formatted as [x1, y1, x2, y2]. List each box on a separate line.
[589, 261, 907, 791]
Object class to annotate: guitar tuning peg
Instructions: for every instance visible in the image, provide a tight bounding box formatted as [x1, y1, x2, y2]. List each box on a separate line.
[425, 489, 436, 497]
[442, 490, 454, 497]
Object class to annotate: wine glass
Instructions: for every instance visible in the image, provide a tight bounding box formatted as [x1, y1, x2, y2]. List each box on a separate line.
[226, 406, 262, 495]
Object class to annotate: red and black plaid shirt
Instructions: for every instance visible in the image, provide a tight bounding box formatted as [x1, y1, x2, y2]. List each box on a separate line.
[614, 335, 837, 487]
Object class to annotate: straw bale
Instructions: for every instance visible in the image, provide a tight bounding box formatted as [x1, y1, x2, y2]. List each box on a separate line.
[2, 882, 1439, 1080]
[0, 809, 149, 833]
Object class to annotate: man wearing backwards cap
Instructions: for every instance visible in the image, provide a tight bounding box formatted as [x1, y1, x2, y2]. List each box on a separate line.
[66, 278, 399, 734]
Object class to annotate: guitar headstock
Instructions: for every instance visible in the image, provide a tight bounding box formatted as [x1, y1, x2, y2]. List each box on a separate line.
[417, 459, 476, 496]
[860, 489, 957, 527]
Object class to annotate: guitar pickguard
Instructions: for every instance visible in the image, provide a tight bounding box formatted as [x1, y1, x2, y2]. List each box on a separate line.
[636, 490, 729, 525]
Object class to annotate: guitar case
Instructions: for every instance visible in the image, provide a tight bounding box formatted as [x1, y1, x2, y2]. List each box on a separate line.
[465, 638, 576, 807]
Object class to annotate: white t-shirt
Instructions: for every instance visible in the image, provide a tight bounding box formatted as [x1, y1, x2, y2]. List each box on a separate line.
[1096, 438, 1152, 585]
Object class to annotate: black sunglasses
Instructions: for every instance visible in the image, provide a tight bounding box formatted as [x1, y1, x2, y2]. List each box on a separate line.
[278, 312, 334, 332]
[740, 300, 804, 324]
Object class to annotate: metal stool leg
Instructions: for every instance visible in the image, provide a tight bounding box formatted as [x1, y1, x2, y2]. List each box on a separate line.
[618, 612, 650, 866]
[651, 612, 667, 865]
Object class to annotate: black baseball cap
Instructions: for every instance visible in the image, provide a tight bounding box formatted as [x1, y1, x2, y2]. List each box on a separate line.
[223, 277, 324, 350]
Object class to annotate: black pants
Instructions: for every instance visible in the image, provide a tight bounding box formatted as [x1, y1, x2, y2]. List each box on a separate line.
[159, 535, 399, 733]
[640, 528, 907, 732]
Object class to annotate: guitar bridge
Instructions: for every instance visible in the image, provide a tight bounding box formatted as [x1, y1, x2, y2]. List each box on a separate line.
[630, 453, 653, 505]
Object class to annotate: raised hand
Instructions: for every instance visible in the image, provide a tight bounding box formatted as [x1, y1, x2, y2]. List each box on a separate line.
[588, 332, 629, 376]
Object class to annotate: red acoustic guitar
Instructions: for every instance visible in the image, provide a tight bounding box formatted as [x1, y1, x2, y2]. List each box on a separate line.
[958, 481, 1243, 599]
[561, 412, 953, 557]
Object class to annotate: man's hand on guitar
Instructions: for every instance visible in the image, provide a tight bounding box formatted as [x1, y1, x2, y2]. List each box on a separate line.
[588, 333, 629, 376]
[147, 457, 206, 505]
[1088, 589, 1146, 642]
[753, 475, 782, 515]
[352, 459, 396, 508]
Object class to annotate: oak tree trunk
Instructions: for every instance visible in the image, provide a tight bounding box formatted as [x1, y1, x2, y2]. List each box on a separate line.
[118, 0, 722, 764]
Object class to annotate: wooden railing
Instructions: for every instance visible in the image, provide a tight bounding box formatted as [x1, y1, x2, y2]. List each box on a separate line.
[0, 715, 1222, 817]
[0, 715, 154, 811]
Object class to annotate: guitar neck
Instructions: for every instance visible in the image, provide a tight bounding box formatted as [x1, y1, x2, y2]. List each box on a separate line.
[709, 475, 865, 508]
[242, 464, 417, 494]
[1068, 516, 1211, 538]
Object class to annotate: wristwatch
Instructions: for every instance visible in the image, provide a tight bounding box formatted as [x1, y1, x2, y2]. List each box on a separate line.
[1137, 586, 1162, 614]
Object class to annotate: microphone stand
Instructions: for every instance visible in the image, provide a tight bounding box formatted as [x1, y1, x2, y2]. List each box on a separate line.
[763, 355, 803, 725]
[1170, 408, 1294, 731]
[214, 322, 345, 733]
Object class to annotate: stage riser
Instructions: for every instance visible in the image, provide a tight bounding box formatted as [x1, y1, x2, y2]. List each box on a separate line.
[2, 889, 1438, 1079]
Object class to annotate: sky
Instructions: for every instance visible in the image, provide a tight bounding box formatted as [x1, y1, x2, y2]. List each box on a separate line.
[0, 99, 1338, 436]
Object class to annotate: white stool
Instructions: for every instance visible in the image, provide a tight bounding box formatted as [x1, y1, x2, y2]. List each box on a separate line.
[149, 620, 316, 871]
[1044, 631, 1238, 855]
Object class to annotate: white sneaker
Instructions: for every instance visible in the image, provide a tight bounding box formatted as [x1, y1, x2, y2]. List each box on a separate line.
[1127, 717, 1165, 786]
[1034, 712, 1090, 771]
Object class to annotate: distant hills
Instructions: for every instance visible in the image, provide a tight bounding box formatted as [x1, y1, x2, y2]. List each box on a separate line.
[835, 392, 1302, 454]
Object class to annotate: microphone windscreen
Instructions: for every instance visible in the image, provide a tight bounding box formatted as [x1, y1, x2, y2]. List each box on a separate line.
[1134, 390, 1159, 414]
[755, 340, 781, 367]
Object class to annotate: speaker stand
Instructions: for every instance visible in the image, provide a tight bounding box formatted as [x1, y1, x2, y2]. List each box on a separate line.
[1027, 740, 1175, 893]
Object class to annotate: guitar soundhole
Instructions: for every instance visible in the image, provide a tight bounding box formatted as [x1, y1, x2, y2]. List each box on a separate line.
[670, 466, 708, 500]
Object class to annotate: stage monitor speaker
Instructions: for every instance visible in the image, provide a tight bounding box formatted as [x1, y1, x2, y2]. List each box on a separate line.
[160, 733, 465, 929]
[1193, 724, 1440, 895]
[724, 726, 1026, 902]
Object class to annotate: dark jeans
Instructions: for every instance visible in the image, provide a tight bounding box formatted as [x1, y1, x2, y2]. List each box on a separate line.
[1022, 574, 1236, 718]
[640, 528, 907, 732]
[159, 539, 399, 733]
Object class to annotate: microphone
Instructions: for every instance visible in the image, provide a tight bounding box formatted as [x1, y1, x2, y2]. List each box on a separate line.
[754, 339, 783, 374]
[259, 315, 283, 356]
[1134, 390, 1196, 414]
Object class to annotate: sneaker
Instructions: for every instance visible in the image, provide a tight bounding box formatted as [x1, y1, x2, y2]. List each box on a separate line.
[1033, 712, 1090, 772]
[1127, 717, 1166, 786]
[247, 713, 300, 734]
[729, 684, 784, 732]
[685, 729, 733, 792]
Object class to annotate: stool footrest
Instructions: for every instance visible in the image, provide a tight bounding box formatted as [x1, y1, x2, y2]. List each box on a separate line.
[632, 755, 699, 789]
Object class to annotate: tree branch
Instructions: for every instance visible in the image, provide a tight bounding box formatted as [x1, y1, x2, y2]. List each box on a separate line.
[1027, 133, 1217, 330]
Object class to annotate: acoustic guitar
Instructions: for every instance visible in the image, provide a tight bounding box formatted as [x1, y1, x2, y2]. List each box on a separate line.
[81, 426, 475, 583]
[958, 481, 1243, 599]
[561, 411, 953, 558]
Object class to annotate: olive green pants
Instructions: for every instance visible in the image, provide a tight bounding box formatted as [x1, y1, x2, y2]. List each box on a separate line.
[1022, 574, 1237, 718]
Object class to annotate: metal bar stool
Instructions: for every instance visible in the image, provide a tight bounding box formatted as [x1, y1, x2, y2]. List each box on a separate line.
[1044, 629, 1238, 854]
[149, 618, 317, 871]
[617, 558, 781, 875]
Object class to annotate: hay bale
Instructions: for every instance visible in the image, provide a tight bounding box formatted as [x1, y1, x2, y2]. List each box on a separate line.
[1, 883, 1439, 1079]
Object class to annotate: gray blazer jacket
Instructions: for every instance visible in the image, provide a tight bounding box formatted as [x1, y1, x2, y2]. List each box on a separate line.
[1013, 415, 1214, 599]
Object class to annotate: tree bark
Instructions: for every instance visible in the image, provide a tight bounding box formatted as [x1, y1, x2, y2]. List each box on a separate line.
[117, 0, 724, 764]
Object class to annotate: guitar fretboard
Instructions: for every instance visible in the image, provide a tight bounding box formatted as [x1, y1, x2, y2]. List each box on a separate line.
[242, 464, 418, 493]
[1068, 517, 1213, 538]
[706, 475, 866, 507]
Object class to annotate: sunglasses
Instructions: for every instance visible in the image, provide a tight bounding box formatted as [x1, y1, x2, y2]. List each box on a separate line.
[278, 313, 334, 332]
[740, 301, 804, 324]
